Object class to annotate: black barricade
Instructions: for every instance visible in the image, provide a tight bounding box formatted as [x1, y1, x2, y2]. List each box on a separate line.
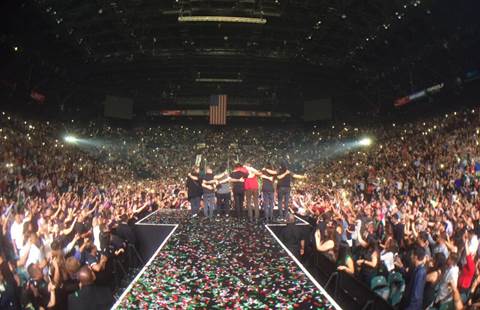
[134, 224, 176, 262]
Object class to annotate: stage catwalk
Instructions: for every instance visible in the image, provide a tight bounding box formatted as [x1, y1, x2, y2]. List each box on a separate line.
[113, 210, 339, 309]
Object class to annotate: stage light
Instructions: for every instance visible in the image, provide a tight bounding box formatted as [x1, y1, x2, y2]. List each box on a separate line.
[195, 78, 243, 83]
[178, 16, 267, 24]
[358, 137, 373, 146]
[64, 135, 78, 143]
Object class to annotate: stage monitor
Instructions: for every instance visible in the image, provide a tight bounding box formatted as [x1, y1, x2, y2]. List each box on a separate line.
[103, 95, 133, 120]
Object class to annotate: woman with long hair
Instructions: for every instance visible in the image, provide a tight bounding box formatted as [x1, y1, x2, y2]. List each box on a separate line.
[423, 252, 447, 308]
[357, 239, 380, 285]
[314, 224, 336, 262]
[337, 241, 355, 275]
[379, 237, 398, 276]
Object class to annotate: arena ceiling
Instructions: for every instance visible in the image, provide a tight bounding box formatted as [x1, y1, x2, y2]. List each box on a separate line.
[1, 0, 479, 112]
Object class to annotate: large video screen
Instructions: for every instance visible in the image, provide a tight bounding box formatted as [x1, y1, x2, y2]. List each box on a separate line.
[103, 95, 133, 120]
[303, 98, 332, 121]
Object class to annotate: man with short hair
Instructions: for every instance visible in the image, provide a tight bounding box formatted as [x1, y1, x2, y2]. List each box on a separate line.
[261, 164, 275, 222]
[401, 246, 427, 310]
[202, 167, 216, 219]
[418, 231, 432, 261]
[115, 214, 136, 246]
[25, 263, 56, 309]
[435, 253, 459, 307]
[67, 266, 113, 310]
[83, 243, 108, 274]
[391, 213, 405, 248]
[64, 257, 81, 294]
[214, 164, 231, 216]
[281, 214, 305, 257]
[274, 162, 307, 220]
[10, 211, 26, 255]
[18, 233, 47, 270]
[229, 163, 248, 218]
[186, 166, 202, 217]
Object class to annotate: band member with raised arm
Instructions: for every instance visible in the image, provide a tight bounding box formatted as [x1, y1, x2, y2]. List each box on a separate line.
[229, 162, 248, 218]
[186, 166, 202, 217]
[244, 162, 262, 223]
[260, 163, 275, 223]
[214, 163, 231, 217]
[201, 167, 216, 219]
[275, 162, 307, 220]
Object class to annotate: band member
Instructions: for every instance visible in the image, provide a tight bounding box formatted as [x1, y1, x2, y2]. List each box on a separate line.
[244, 162, 262, 223]
[260, 163, 275, 222]
[214, 163, 231, 216]
[274, 162, 307, 220]
[186, 166, 202, 217]
[229, 162, 248, 218]
[201, 167, 216, 219]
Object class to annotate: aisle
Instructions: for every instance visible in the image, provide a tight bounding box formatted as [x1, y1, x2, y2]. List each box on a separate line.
[114, 210, 338, 309]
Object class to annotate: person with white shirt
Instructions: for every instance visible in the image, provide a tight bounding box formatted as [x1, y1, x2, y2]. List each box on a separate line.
[435, 253, 459, 306]
[443, 215, 453, 238]
[467, 229, 479, 255]
[92, 216, 103, 252]
[380, 237, 398, 273]
[18, 233, 47, 271]
[10, 212, 27, 256]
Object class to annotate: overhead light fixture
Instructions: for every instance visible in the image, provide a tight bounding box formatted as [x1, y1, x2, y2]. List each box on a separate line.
[195, 78, 243, 83]
[178, 16, 267, 24]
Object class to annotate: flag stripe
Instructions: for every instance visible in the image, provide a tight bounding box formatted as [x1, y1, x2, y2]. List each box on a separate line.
[209, 95, 227, 125]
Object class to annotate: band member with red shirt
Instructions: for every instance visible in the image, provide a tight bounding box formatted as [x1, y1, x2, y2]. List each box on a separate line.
[244, 162, 262, 223]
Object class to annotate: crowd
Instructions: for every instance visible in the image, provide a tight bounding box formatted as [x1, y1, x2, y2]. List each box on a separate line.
[0, 114, 185, 309]
[292, 109, 480, 310]
[1, 107, 480, 309]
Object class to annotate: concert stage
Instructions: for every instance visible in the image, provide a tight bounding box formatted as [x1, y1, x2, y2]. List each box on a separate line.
[113, 210, 340, 309]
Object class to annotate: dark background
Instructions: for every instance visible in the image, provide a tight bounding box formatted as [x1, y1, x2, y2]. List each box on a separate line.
[1, 0, 479, 123]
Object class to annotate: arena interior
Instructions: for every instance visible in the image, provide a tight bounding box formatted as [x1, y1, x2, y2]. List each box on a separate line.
[1, 0, 480, 309]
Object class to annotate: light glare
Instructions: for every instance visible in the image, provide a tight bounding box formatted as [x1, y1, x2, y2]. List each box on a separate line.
[359, 137, 372, 146]
[64, 135, 78, 143]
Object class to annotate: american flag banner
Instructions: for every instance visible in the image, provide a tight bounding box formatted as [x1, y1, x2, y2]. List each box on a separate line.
[209, 94, 227, 125]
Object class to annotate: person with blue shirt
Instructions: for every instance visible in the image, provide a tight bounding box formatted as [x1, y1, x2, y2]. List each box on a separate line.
[401, 246, 427, 310]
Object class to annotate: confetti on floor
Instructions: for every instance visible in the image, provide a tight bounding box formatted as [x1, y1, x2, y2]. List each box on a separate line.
[116, 211, 337, 309]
